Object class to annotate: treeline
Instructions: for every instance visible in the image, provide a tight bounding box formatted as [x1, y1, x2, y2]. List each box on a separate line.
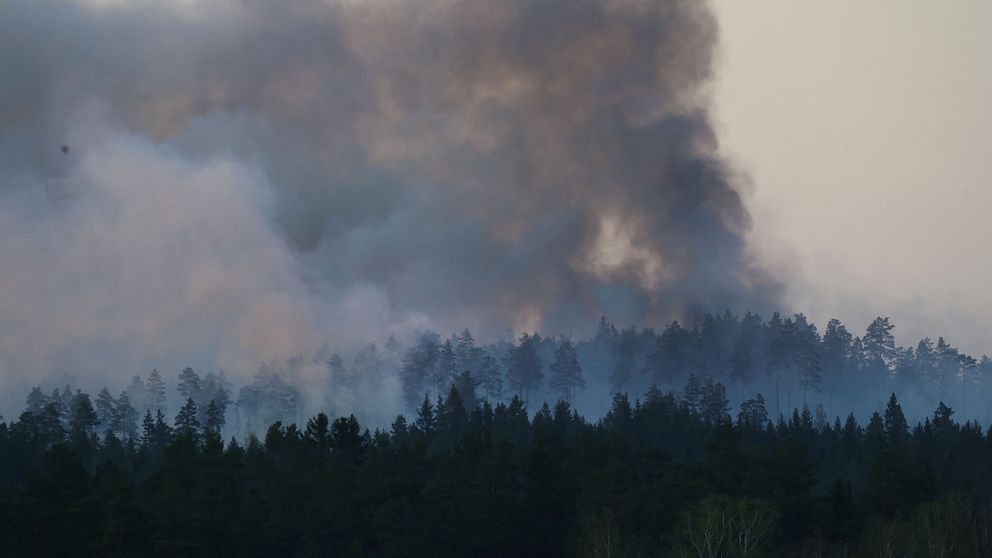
[3, 375, 992, 557]
[395, 313, 992, 423]
[15, 312, 989, 441]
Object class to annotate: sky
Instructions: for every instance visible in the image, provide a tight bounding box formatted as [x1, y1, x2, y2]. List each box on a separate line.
[713, 0, 992, 354]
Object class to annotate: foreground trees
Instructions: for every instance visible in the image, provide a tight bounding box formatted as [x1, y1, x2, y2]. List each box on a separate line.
[2, 384, 992, 557]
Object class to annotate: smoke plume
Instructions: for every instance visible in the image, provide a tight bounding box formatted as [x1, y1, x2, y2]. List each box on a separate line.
[0, 0, 780, 409]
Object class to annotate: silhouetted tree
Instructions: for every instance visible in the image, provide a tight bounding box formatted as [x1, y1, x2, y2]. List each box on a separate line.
[549, 337, 584, 405]
[505, 332, 543, 405]
[174, 398, 200, 440]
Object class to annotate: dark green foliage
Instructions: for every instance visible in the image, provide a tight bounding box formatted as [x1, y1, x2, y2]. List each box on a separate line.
[7, 342, 992, 556]
[868, 449, 937, 519]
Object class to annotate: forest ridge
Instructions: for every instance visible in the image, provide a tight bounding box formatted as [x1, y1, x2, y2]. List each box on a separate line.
[19, 311, 985, 439]
[3, 312, 992, 555]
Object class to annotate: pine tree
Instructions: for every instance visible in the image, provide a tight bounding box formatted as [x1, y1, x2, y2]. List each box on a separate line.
[331, 415, 365, 456]
[933, 401, 955, 436]
[609, 326, 638, 393]
[476, 351, 504, 403]
[434, 339, 458, 395]
[645, 321, 687, 383]
[111, 391, 138, 440]
[863, 317, 896, 376]
[94, 387, 116, 435]
[177, 367, 202, 402]
[452, 371, 480, 410]
[68, 391, 98, 441]
[821, 318, 853, 359]
[200, 371, 232, 427]
[738, 394, 769, 427]
[141, 410, 155, 446]
[24, 387, 49, 415]
[765, 312, 789, 417]
[682, 373, 702, 414]
[915, 337, 937, 385]
[145, 369, 167, 414]
[400, 330, 440, 408]
[796, 344, 822, 402]
[549, 337, 585, 405]
[700, 378, 730, 424]
[126, 375, 148, 413]
[505, 332, 544, 405]
[437, 385, 467, 435]
[305, 413, 331, 451]
[205, 399, 225, 435]
[455, 328, 482, 375]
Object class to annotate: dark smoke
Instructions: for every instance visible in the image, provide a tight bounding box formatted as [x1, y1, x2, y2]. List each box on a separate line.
[0, 0, 780, 410]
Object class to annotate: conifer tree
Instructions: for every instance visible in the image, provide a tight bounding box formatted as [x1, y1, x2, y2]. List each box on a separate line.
[205, 399, 225, 435]
[174, 397, 200, 439]
[68, 391, 98, 441]
[177, 367, 202, 402]
[111, 391, 139, 440]
[738, 394, 769, 427]
[453, 371, 480, 410]
[434, 339, 458, 395]
[883, 393, 908, 447]
[94, 387, 116, 435]
[505, 332, 544, 405]
[415, 394, 437, 435]
[145, 369, 167, 414]
[24, 387, 49, 415]
[455, 328, 482, 374]
[700, 378, 730, 423]
[682, 373, 702, 414]
[549, 337, 585, 405]
[476, 351, 504, 403]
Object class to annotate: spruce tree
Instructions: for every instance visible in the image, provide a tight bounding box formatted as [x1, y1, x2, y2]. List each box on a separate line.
[415, 394, 437, 435]
[174, 397, 200, 439]
[883, 393, 908, 447]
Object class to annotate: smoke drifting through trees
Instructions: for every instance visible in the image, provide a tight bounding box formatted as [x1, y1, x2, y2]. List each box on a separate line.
[15, 312, 992, 440]
[0, 0, 780, 412]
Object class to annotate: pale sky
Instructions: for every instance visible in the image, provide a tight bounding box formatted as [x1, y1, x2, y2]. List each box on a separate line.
[713, 1, 992, 354]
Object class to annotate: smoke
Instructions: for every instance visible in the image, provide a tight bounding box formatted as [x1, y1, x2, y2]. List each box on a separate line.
[0, 0, 780, 412]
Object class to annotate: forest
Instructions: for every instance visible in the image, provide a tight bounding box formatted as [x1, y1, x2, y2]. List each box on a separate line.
[3, 311, 992, 556]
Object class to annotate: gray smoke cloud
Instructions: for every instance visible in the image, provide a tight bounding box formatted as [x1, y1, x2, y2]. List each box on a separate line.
[0, 0, 781, 411]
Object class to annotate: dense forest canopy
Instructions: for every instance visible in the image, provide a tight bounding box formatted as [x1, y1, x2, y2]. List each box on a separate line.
[3, 363, 992, 556]
[5, 312, 992, 555]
